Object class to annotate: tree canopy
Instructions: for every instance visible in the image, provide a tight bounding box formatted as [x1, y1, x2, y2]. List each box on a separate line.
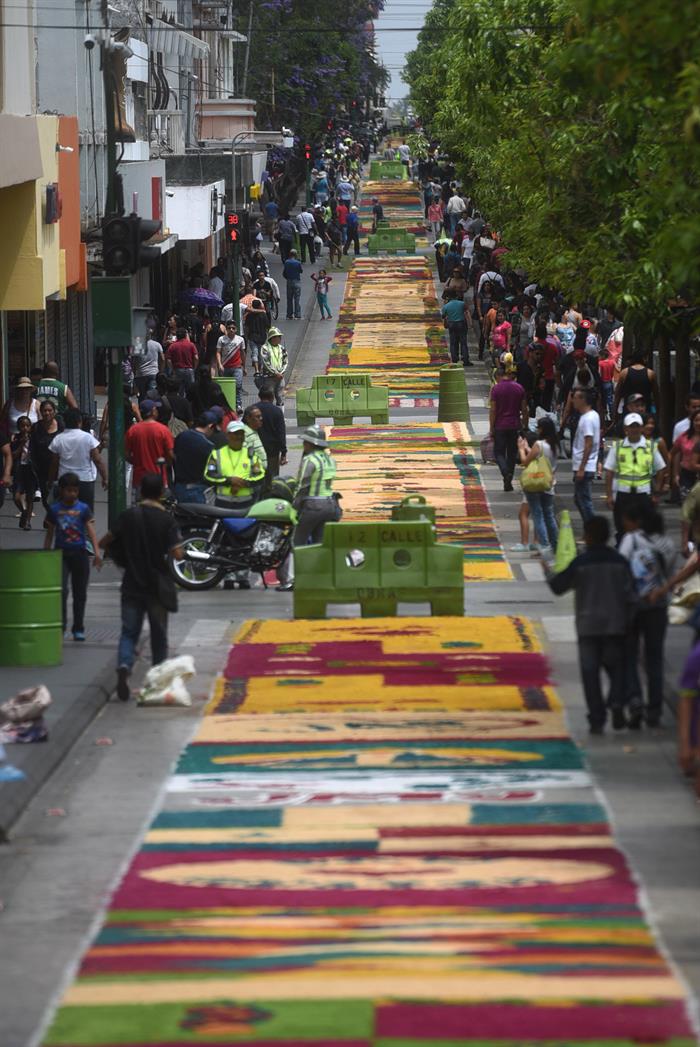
[404, 0, 700, 329]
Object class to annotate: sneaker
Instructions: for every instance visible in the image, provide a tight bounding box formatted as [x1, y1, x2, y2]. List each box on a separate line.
[116, 666, 131, 703]
[72, 630, 86, 642]
[509, 542, 529, 552]
[277, 582, 294, 592]
[503, 479, 514, 492]
[528, 543, 539, 551]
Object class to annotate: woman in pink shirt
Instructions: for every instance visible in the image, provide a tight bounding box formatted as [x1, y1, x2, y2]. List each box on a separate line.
[427, 197, 444, 242]
[671, 409, 700, 498]
[490, 307, 512, 359]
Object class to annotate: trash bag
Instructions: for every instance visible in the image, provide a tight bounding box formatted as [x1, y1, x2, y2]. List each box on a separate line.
[137, 655, 195, 707]
[1, 685, 51, 724]
[0, 742, 25, 781]
[0, 718, 48, 744]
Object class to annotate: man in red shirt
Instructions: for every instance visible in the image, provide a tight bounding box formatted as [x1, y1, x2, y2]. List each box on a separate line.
[336, 201, 349, 244]
[165, 327, 198, 394]
[125, 400, 175, 493]
[531, 321, 560, 410]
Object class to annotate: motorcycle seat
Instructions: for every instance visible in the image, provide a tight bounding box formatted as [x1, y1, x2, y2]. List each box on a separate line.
[178, 503, 250, 519]
[222, 516, 258, 534]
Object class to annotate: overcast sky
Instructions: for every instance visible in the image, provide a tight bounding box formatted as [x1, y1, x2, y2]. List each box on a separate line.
[374, 0, 432, 102]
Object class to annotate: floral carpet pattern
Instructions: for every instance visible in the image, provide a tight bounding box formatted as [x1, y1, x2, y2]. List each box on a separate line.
[327, 256, 449, 402]
[43, 617, 696, 1046]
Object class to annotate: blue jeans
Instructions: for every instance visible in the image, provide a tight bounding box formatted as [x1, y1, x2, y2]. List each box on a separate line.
[118, 594, 169, 672]
[174, 482, 207, 504]
[286, 280, 301, 318]
[573, 472, 594, 522]
[174, 367, 194, 395]
[223, 366, 243, 412]
[316, 292, 332, 318]
[525, 491, 558, 548]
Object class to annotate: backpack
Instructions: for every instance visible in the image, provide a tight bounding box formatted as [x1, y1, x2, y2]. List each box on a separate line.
[160, 395, 188, 438]
[626, 532, 666, 598]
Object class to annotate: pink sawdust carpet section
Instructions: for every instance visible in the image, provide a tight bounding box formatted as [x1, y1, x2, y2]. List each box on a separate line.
[42, 617, 697, 1046]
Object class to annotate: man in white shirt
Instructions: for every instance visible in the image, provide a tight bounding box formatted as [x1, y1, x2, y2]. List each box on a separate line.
[208, 267, 224, 300]
[132, 331, 164, 398]
[571, 389, 601, 524]
[296, 207, 318, 263]
[605, 412, 666, 539]
[460, 230, 475, 271]
[49, 408, 107, 510]
[672, 394, 700, 443]
[444, 192, 466, 236]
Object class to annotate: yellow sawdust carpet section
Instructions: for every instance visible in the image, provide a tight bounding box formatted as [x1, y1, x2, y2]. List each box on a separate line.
[326, 254, 449, 401]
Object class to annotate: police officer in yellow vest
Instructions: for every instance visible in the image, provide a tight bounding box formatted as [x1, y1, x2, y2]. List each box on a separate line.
[205, 420, 264, 509]
[277, 425, 341, 591]
[604, 412, 666, 540]
[260, 328, 288, 407]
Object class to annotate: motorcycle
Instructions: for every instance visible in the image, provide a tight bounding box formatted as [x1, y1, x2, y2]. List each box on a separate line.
[169, 496, 297, 590]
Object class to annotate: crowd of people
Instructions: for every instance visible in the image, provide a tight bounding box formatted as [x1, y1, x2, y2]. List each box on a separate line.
[424, 154, 700, 738]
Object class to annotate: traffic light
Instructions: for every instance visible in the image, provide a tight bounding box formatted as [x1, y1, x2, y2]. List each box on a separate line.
[101, 214, 162, 275]
[304, 142, 312, 162]
[225, 210, 240, 246]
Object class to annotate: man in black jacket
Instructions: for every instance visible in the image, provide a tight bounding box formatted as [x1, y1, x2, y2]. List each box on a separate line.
[254, 385, 287, 480]
[546, 515, 637, 734]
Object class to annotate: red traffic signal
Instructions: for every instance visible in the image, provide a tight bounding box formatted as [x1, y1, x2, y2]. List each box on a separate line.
[304, 143, 311, 162]
[225, 210, 241, 245]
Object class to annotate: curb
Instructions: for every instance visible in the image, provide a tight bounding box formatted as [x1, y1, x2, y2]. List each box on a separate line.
[0, 662, 116, 840]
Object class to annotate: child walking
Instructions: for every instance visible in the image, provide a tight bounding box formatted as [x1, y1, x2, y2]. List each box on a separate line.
[44, 471, 102, 641]
[311, 269, 333, 320]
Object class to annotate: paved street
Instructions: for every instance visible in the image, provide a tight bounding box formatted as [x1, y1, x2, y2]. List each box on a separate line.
[1, 198, 700, 1047]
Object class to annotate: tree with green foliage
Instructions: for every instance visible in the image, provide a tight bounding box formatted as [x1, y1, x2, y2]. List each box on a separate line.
[405, 0, 700, 326]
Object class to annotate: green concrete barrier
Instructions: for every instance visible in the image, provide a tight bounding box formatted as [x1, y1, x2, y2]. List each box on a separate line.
[367, 228, 417, 255]
[369, 160, 407, 180]
[293, 521, 464, 618]
[437, 364, 469, 422]
[0, 550, 62, 666]
[296, 373, 389, 427]
[391, 495, 436, 525]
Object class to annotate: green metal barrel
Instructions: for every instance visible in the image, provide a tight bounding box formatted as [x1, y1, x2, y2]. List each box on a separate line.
[437, 364, 469, 422]
[0, 550, 63, 666]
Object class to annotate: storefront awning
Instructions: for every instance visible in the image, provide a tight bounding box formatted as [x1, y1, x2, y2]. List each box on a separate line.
[149, 20, 209, 60]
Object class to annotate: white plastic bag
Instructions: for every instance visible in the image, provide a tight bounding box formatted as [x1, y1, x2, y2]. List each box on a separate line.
[137, 655, 195, 707]
[1, 685, 51, 724]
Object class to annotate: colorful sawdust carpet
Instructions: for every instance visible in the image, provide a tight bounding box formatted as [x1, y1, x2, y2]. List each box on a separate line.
[327, 256, 449, 401]
[327, 421, 511, 581]
[44, 616, 696, 1046]
[359, 179, 429, 246]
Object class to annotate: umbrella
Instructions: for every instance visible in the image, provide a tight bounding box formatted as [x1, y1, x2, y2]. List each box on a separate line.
[179, 287, 224, 308]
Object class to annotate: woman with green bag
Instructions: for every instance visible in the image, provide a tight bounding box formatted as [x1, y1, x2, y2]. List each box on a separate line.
[518, 417, 559, 556]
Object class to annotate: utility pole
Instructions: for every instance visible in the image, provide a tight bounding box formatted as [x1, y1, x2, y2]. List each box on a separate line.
[241, 0, 253, 96]
[304, 142, 312, 207]
[101, 1, 127, 527]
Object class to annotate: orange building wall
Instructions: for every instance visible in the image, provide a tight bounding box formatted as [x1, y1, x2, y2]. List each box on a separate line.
[58, 115, 86, 291]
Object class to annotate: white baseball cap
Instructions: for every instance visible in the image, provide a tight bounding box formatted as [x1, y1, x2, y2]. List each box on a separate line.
[226, 421, 245, 434]
[623, 413, 643, 426]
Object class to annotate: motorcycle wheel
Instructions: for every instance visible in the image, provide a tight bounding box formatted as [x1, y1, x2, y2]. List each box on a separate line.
[170, 532, 226, 590]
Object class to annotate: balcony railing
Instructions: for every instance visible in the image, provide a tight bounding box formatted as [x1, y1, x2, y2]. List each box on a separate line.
[148, 109, 186, 156]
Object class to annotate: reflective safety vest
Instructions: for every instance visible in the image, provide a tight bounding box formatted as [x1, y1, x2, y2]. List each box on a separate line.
[297, 449, 336, 501]
[205, 444, 263, 498]
[262, 340, 287, 375]
[615, 440, 653, 489]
